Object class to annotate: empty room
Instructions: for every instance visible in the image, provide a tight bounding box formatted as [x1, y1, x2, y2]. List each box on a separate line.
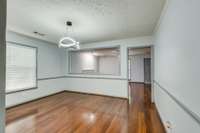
[0, 0, 200, 133]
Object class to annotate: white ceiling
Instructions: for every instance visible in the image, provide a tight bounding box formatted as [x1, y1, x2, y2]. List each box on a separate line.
[7, 0, 165, 44]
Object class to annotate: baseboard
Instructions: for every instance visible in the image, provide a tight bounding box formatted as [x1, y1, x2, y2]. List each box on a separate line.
[154, 103, 167, 133]
[64, 90, 128, 100]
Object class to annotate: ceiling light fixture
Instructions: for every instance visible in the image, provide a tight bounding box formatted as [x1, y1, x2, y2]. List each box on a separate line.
[58, 21, 80, 49]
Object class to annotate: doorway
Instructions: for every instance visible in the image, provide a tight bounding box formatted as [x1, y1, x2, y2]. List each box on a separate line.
[128, 47, 152, 102]
[144, 58, 151, 84]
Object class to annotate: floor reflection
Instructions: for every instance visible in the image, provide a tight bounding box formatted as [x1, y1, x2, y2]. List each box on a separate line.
[6, 114, 36, 133]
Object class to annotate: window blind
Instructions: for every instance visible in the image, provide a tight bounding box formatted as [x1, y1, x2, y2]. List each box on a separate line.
[6, 42, 37, 93]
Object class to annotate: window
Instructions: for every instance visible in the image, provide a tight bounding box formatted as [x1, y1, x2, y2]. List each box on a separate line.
[69, 47, 120, 75]
[6, 42, 37, 93]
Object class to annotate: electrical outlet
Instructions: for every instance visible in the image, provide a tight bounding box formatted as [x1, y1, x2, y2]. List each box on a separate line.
[165, 121, 172, 133]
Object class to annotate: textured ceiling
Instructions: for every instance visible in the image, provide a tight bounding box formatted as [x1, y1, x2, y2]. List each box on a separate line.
[7, 0, 165, 44]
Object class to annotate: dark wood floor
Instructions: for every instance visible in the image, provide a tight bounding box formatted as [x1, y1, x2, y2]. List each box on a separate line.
[6, 83, 165, 133]
[128, 83, 165, 133]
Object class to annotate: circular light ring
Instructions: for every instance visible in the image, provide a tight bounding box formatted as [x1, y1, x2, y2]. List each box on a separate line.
[59, 37, 78, 48]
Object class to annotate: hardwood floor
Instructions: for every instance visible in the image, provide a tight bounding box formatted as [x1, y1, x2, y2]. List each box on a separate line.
[128, 83, 166, 133]
[6, 83, 165, 133]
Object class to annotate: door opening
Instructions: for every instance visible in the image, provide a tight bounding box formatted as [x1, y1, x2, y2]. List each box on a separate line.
[128, 47, 152, 103]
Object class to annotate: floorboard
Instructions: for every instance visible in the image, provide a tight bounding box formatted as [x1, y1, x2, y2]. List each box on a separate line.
[6, 83, 165, 133]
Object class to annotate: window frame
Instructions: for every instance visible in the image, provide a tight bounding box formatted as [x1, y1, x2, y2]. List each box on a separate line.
[6, 41, 38, 94]
[68, 46, 121, 76]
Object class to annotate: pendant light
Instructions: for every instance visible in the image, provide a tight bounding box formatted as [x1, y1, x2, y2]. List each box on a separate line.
[58, 21, 80, 49]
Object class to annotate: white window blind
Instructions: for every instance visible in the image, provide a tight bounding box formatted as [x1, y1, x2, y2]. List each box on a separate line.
[6, 42, 37, 93]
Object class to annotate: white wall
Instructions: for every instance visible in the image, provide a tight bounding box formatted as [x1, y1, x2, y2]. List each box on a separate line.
[129, 55, 144, 82]
[99, 56, 120, 75]
[67, 36, 153, 78]
[6, 32, 153, 106]
[70, 52, 98, 73]
[154, 0, 200, 132]
[70, 52, 120, 75]
[65, 36, 153, 98]
[129, 50, 151, 83]
[6, 31, 67, 107]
